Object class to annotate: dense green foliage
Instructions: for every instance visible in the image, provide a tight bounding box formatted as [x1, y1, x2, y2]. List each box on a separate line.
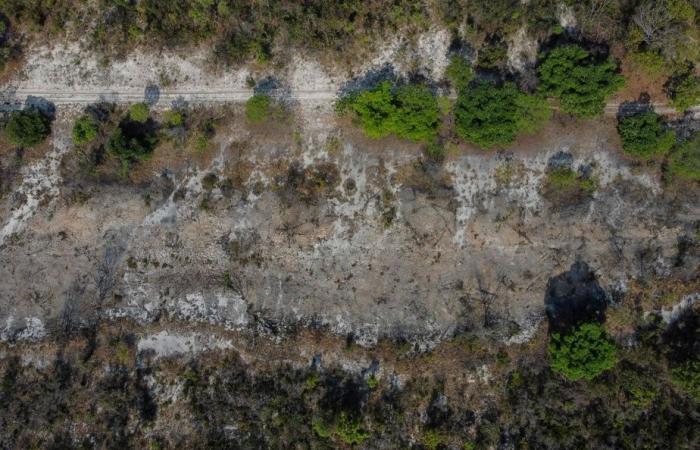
[667, 133, 700, 182]
[538, 45, 625, 117]
[444, 55, 474, 91]
[454, 81, 550, 148]
[3, 109, 50, 147]
[128, 103, 150, 123]
[669, 73, 700, 111]
[72, 115, 99, 145]
[617, 111, 676, 159]
[341, 81, 439, 142]
[549, 322, 618, 381]
[245, 94, 272, 123]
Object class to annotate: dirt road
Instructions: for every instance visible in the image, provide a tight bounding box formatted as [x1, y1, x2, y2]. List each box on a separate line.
[1, 87, 699, 118]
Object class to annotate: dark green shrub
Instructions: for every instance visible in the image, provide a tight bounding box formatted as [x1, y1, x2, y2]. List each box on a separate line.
[454, 81, 550, 149]
[538, 45, 625, 117]
[617, 111, 675, 159]
[667, 133, 700, 182]
[341, 81, 439, 142]
[107, 120, 158, 174]
[72, 115, 99, 145]
[549, 322, 617, 381]
[245, 94, 272, 123]
[4, 109, 50, 147]
[669, 73, 700, 112]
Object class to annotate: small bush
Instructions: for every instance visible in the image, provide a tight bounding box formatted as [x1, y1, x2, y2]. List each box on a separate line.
[245, 94, 272, 123]
[669, 73, 700, 112]
[4, 109, 51, 147]
[538, 45, 625, 117]
[445, 55, 475, 91]
[541, 168, 597, 208]
[667, 133, 700, 182]
[162, 110, 184, 127]
[549, 322, 617, 381]
[72, 116, 99, 145]
[617, 111, 675, 159]
[128, 103, 150, 123]
[628, 50, 669, 77]
[342, 81, 439, 142]
[671, 359, 700, 402]
[454, 81, 550, 149]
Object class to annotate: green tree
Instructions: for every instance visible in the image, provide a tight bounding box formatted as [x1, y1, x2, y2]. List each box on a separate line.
[454, 81, 549, 149]
[4, 109, 50, 147]
[549, 322, 617, 381]
[128, 103, 150, 123]
[667, 132, 700, 182]
[538, 45, 625, 117]
[617, 111, 675, 158]
[343, 81, 438, 142]
[346, 81, 396, 139]
[669, 73, 700, 111]
[72, 115, 99, 145]
[245, 94, 272, 123]
[389, 83, 439, 142]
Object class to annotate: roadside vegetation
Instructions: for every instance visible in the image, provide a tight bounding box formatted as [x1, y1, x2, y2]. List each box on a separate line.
[537, 45, 625, 117]
[337, 81, 439, 142]
[617, 110, 675, 159]
[3, 108, 51, 148]
[454, 81, 550, 149]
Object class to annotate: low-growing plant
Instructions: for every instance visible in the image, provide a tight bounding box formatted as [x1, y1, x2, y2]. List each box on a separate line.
[128, 103, 150, 123]
[617, 111, 675, 159]
[541, 167, 597, 207]
[72, 115, 99, 145]
[162, 109, 184, 127]
[549, 322, 618, 381]
[668, 72, 700, 112]
[4, 109, 51, 147]
[445, 55, 475, 91]
[667, 132, 700, 182]
[245, 94, 272, 123]
[670, 359, 700, 402]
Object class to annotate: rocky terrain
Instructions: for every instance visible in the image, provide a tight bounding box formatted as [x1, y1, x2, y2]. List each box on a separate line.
[0, 4, 698, 447]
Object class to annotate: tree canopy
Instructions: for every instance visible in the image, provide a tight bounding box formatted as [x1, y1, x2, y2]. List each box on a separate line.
[342, 81, 439, 142]
[617, 111, 675, 159]
[4, 109, 51, 147]
[538, 45, 624, 117]
[454, 81, 550, 149]
[549, 322, 618, 381]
